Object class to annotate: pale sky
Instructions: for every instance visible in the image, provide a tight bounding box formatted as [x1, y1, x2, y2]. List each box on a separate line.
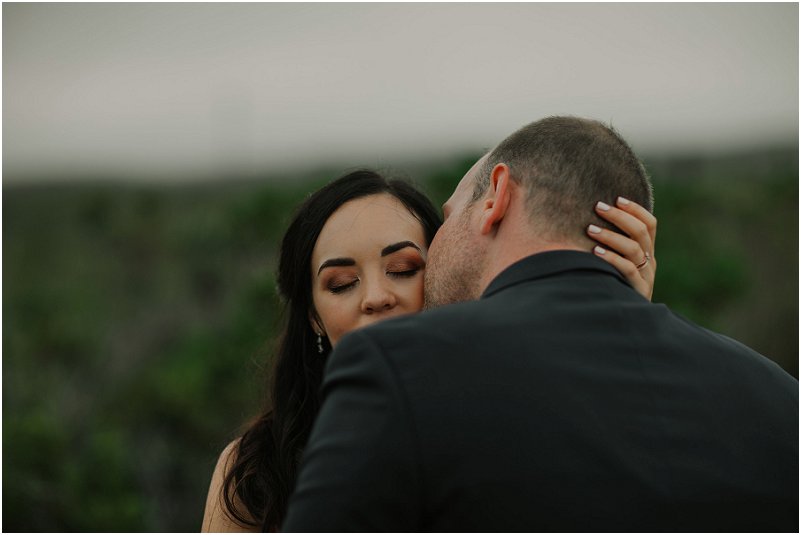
[3, 2, 798, 182]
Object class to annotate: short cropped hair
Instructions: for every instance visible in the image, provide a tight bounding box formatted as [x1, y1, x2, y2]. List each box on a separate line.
[473, 116, 653, 243]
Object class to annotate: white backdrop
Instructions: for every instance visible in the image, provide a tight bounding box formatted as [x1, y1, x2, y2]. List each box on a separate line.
[4, 2, 798, 181]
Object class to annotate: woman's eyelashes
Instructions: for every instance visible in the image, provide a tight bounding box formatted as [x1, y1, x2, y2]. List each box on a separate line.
[327, 276, 358, 294]
[324, 261, 425, 294]
[387, 266, 422, 279]
[385, 256, 425, 279]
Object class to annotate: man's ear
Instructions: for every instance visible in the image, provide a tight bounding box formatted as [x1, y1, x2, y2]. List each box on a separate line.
[479, 163, 512, 235]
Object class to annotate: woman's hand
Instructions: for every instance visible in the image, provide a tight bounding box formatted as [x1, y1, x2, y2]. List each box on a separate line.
[587, 197, 657, 300]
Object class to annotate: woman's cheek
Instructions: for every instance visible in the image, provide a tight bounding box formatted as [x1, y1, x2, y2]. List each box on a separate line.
[318, 296, 357, 346]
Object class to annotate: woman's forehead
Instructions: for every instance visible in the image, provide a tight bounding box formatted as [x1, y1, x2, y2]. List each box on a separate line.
[313, 195, 425, 258]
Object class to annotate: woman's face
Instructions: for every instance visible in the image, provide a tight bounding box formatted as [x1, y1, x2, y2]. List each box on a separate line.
[310, 193, 428, 347]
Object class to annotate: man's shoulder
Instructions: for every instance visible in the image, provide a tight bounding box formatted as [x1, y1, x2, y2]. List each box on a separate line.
[695, 321, 797, 387]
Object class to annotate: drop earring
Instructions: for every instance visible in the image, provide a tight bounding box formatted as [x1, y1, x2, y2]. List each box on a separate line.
[316, 332, 324, 354]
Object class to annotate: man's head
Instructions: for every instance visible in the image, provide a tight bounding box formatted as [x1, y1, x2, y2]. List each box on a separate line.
[472, 116, 653, 239]
[424, 116, 653, 308]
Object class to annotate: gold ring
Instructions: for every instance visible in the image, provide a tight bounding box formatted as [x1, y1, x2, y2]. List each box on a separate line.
[636, 252, 651, 270]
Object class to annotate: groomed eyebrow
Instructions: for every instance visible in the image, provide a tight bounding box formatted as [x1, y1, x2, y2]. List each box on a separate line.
[317, 241, 422, 276]
[381, 241, 421, 257]
[317, 257, 355, 275]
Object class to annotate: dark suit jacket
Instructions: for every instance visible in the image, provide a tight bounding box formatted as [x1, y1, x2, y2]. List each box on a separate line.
[284, 251, 798, 532]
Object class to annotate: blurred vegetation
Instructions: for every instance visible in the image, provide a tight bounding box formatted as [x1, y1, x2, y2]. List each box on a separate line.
[3, 148, 798, 531]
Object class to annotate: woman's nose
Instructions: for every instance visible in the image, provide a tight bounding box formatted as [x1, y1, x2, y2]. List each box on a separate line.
[360, 279, 398, 314]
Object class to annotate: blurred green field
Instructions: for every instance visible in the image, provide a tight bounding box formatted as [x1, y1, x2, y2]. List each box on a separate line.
[3, 148, 798, 531]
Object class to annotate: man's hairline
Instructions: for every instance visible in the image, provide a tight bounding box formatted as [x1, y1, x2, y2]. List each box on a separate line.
[468, 149, 495, 204]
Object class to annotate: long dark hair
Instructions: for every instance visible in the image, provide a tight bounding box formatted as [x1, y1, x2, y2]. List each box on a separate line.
[221, 170, 442, 530]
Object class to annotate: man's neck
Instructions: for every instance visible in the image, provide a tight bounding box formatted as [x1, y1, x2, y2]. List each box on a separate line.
[478, 241, 585, 297]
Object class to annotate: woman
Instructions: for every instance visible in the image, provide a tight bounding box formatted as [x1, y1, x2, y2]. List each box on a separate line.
[201, 169, 657, 531]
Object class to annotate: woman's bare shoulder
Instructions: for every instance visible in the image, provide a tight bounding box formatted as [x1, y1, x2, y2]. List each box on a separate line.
[201, 439, 259, 532]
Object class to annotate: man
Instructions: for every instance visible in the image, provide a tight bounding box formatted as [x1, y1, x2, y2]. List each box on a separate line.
[283, 117, 798, 531]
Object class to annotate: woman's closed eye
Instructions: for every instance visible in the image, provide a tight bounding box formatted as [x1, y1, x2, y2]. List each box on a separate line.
[388, 267, 421, 278]
[327, 268, 419, 292]
[386, 257, 425, 279]
[327, 277, 358, 294]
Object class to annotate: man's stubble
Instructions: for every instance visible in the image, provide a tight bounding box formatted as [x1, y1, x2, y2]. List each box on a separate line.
[423, 206, 486, 310]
